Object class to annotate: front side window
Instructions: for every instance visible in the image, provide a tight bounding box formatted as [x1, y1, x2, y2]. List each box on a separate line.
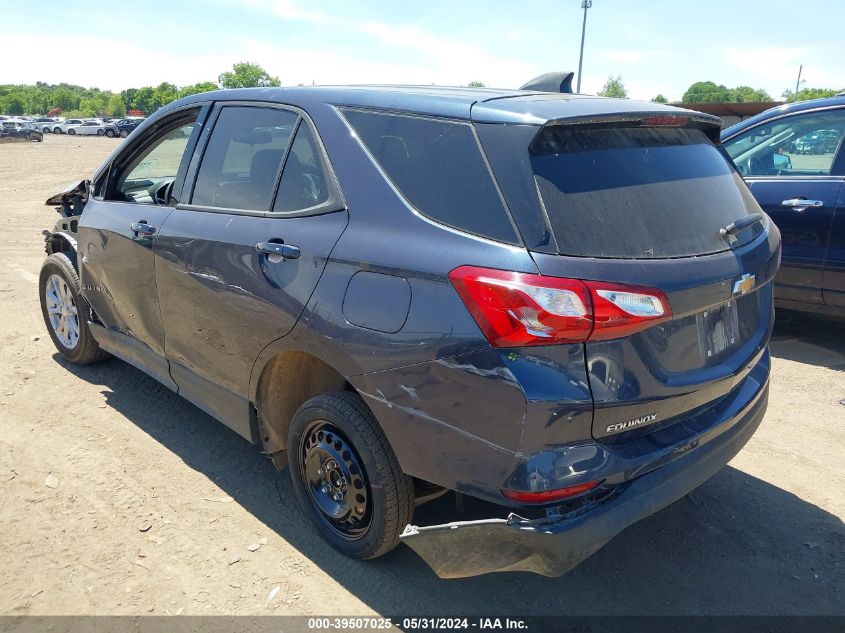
[191, 106, 298, 211]
[341, 108, 518, 244]
[111, 117, 197, 204]
[724, 108, 845, 177]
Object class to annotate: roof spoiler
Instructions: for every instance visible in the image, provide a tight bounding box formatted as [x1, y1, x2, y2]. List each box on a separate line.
[519, 72, 575, 94]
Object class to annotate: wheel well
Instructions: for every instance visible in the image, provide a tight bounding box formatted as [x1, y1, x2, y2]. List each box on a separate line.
[254, 350, 350, 457]
[45, 233, 78, 269]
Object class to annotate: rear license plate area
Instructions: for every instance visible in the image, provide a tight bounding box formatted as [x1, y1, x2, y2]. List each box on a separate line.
[697, 299, 740, 363]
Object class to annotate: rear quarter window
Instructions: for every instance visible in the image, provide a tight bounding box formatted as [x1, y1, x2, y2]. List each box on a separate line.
[341, 108, 519, 245]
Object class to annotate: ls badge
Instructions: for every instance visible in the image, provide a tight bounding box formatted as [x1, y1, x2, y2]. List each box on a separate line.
[733, 273, 755, 296]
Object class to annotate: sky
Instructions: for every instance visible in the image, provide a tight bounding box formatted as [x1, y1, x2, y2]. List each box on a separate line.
[1, 0, 842, 102]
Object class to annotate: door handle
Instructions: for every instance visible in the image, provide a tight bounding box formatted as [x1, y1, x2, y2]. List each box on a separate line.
[130, 221, 157, 236]
[256, 241, 300, 261]
[781, 198, 823, 208]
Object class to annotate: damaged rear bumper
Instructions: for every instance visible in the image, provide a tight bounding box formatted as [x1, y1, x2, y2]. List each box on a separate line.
[401, 381, 768, 578]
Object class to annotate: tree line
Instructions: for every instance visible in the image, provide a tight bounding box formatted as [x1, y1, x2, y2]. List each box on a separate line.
[0, 62, 280, 117]
[594, 76, 843, 104]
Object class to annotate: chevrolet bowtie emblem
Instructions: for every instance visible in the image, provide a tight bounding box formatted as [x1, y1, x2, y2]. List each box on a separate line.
[733, 273, 756, 296]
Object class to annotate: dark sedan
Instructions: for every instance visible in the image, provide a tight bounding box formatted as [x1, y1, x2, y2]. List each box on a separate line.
[0, 121, 43, 141]
[722, 95, 845, 317]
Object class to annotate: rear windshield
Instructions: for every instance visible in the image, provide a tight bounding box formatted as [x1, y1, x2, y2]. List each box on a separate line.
[530, 126, 761, 258]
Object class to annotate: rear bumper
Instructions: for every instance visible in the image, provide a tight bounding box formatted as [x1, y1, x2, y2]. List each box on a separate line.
[401, 378, 768, 578]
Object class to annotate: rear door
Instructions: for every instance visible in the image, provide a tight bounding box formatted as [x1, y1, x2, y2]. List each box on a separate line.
[723, 107, 845, 306]
[154, 103, 348, 436]
[480, 115, 779, 443]
[822, 166, 845, 308]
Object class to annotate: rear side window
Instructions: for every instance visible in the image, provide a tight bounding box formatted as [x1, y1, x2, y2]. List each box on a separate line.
[341, 109, 518, 244]
[531, 127, 761, 258]
[192, 106, 298, 211]
[274, 123, 329, 212]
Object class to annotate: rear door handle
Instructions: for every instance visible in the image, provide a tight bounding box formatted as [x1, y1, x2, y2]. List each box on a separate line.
[781, 198, 823, 208]
[256, 241, 300, 261]
[130, 221, 156, 236]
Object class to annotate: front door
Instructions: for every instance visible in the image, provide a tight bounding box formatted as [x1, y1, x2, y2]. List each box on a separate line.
[723, 106, 845, 306]
[153, 104, 348, 436]
[77, 107, 204, 388]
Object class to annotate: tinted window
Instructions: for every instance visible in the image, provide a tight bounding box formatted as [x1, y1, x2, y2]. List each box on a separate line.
[531, 127, 761, 258]
[341, 109, 518, 244]
[273, 122, 329, 212]
[724, 108, 845, 177]
[113, 120, 196, 204]
[192, 106, 298, 211]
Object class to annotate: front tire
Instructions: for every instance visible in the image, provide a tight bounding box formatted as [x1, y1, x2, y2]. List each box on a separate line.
[288, 392, 414, 560]
[39, 253, 109, 365]
[120, 129, 129, 138]
[67, 129, 76, 135]
[105, 129, 115, 138]
[97, 129, 104, 136]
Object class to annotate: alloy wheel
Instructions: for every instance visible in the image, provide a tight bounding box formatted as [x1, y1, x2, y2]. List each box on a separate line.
[44, 274, 79, 349]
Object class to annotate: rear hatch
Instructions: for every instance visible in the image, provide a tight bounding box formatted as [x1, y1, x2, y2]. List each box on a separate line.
[477, 109, 780, 443]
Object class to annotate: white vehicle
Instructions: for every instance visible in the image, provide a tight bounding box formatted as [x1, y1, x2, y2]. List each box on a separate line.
[71, 119, 118, 137]
[54, 119, 85, 134]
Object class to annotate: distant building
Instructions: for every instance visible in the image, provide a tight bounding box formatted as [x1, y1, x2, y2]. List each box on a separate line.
[671, 102, 784, 129]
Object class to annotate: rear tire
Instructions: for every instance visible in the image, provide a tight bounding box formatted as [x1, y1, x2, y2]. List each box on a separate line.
[53, 127, 62, 134]
[288, 391, 414, 560]
[67, 129, 76, 135]
[105, 129, 115, 138]
[120, 129, 129, 138]
[39, 253, 109, 365]
[96, 129, 104, 136]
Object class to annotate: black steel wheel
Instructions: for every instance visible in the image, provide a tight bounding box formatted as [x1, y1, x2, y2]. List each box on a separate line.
[288, 391, 413, 559]
[300, 421, 372, 538]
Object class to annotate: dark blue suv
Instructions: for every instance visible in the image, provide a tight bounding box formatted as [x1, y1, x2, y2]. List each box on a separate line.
[39, 79, 779, 578]
[722, 95, 845, 317]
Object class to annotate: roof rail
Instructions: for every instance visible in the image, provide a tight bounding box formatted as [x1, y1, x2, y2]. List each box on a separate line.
[519, 72, 575, 94]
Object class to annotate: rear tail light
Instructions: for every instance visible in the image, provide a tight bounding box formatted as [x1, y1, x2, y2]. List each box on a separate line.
[448, 266, 671, 347]
[501, 480, 601, 504]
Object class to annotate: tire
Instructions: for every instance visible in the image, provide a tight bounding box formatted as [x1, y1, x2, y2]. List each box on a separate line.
[96, 129, 104, 136]
[120, 129, 129, 138]
[288, 391, 413, 560]
[105, 129, 115, 138]
[53, 127, 62, 134]
[67, 129, 76, 135]
[39, 253, 109, 365]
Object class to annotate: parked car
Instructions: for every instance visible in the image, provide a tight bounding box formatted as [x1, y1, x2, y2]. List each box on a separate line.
[53, 118, 85, 134]
[31, 117, 59, 133]
[722, 94, 845, 317]
[39, 79, 778, 578]
[793, 129, 841, 155]
[115, 116, 145, 138]
[71, 119, 118, 137]
[1, 121, 43, 141]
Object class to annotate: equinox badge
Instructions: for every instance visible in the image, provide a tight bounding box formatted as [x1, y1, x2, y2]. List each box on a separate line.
[606, 413, 658, 434]
[733, 273, 756, 296]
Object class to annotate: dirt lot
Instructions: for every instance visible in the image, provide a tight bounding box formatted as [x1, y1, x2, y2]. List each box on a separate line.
[0, 134, 843, 616]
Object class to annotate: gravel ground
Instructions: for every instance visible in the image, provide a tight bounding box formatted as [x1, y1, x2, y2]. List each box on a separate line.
[0, 134, 843, 616]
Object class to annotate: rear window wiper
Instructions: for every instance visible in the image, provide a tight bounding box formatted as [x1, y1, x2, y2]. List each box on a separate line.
[720, 212, 764, 242]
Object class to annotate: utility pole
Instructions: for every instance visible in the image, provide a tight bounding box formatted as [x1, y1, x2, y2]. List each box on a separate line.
[793, 64, 803, 102]
[576, 0, 592, 93]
